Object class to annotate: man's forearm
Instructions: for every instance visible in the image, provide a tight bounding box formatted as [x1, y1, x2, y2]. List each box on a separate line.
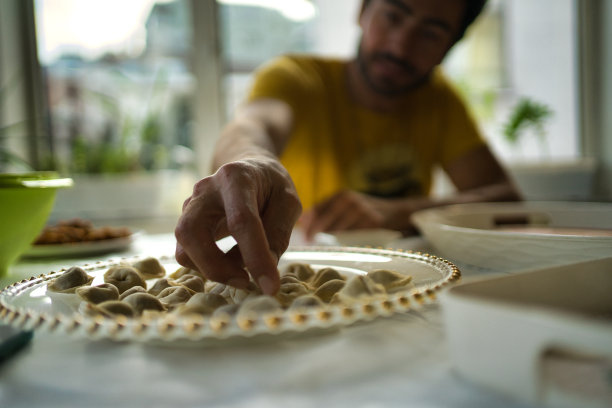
[212, 117, 278, 171]
[386, 180, 522, 232]
[212, 99, 293, 172]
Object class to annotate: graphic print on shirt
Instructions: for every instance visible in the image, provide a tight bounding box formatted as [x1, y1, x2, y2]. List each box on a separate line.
[347, 143, 423, 198]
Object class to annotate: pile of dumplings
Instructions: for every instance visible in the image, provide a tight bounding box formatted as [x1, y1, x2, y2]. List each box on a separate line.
[45, 257, 414, 321]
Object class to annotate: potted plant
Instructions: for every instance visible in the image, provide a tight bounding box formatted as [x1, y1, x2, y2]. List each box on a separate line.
[503, 97, 595, 201]
[503, 97, 553, 157]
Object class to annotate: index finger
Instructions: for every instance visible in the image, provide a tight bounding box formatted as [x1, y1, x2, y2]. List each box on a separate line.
[222, 188, 280, 295]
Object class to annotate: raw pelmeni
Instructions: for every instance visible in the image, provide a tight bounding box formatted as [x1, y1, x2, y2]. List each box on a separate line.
[47, 267, 94, 293]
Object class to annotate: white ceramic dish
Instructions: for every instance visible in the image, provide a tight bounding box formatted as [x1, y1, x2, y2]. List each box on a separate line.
[0, 247, 460, 345]
[440, 257, 612, 408]
[411, 201, 612, 272]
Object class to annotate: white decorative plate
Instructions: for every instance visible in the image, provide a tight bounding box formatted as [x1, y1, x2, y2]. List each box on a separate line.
[0, 247, 460, 345]
[411, 201, 612, 272]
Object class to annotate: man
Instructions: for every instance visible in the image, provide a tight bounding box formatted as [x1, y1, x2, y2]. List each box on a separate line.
[175, 0, 521, 295]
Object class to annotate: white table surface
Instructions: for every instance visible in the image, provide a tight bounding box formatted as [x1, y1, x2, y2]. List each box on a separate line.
[0, 231, 536, 408]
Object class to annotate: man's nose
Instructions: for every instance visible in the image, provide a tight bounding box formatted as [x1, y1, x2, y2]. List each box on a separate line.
[387, 22, 418, 59]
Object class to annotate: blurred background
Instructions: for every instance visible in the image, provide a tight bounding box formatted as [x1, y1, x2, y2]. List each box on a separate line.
[0, 0, 610, 228]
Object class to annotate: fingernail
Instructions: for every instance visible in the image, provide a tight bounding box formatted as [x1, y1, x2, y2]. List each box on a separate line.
[258, 275, 277, 295]
[227, 277, 249, 289]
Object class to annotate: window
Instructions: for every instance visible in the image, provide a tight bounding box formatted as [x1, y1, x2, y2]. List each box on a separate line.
[35, 0, 196, 175]
[445, 0, 579, 162]
[32, 0, 198, 221]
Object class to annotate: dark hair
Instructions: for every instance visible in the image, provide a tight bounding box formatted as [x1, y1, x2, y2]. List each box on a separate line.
[362, 0, 488, 40]
[458, 0, 488, 39]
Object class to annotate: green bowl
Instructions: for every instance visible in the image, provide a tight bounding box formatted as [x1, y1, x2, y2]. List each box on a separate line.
[0, 172, 73, 276]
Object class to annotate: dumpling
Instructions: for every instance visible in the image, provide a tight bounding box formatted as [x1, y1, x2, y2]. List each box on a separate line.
[232, 281, 262, 303]
[346, 275, 385, 297]
[157, 286, 193, 309]
[149, 275, 204, 296]
[47, 266, 94, 293]
[169, 266, 206, 281]
[75, 283, 119, 304]
[289, 294, 324, 310]
[119, 285, 147, 300]
[331, 275, 385, 303]
[279, 275, 303, 286]
[313, 279, 345, 303]
[207, 281, 225, 295]
[148, 278, 173, 296]
[175, 293, 228, 316]
[104, 266, 146, 294]
[131, 257, 166, 280]
[275, 282, 309, 307]
[186, 292, 228, 309]
[209, 281, 261, 304]
[172, 274, 205, 293]
[366, 269, 413, 292]
[237, 296, 283, 318]
[284, 263, 315, 282]
[95, 300, 136, 318]
[122, 292, 166, 315]
[211, 303, 240, 319]
[311, 267, 345, 288]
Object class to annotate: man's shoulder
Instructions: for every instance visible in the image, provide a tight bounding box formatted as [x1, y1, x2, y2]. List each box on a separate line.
[276, 54, 344, 67]
[419, 67, 452, 93]
[409, 66, 468, 111]
[249, 55, 346, 106]
[426, 67, 463, 98]
[261, 54, 345, 79]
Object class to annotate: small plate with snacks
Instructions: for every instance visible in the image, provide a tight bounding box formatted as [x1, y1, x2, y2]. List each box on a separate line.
[23, 219, 136, 258]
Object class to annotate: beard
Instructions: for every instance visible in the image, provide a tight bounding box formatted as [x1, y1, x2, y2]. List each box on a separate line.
[356, 44, 431, 96]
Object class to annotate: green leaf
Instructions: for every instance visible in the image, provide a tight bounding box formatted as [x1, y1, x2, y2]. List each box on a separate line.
[503, 98, 553, 144]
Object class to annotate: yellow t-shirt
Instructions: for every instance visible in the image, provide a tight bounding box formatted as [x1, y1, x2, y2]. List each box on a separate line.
[248, 55, 485, 210]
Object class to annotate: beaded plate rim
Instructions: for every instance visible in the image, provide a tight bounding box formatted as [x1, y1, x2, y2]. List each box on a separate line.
[0, 246, 461, 344]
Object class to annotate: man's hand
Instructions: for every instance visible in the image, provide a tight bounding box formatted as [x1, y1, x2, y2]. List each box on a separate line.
[300, 190, 392, 240]
[174, 158, 302, 295]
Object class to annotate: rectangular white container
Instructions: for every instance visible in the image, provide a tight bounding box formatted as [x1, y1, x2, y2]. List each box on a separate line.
[441, 258, 612, 407]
